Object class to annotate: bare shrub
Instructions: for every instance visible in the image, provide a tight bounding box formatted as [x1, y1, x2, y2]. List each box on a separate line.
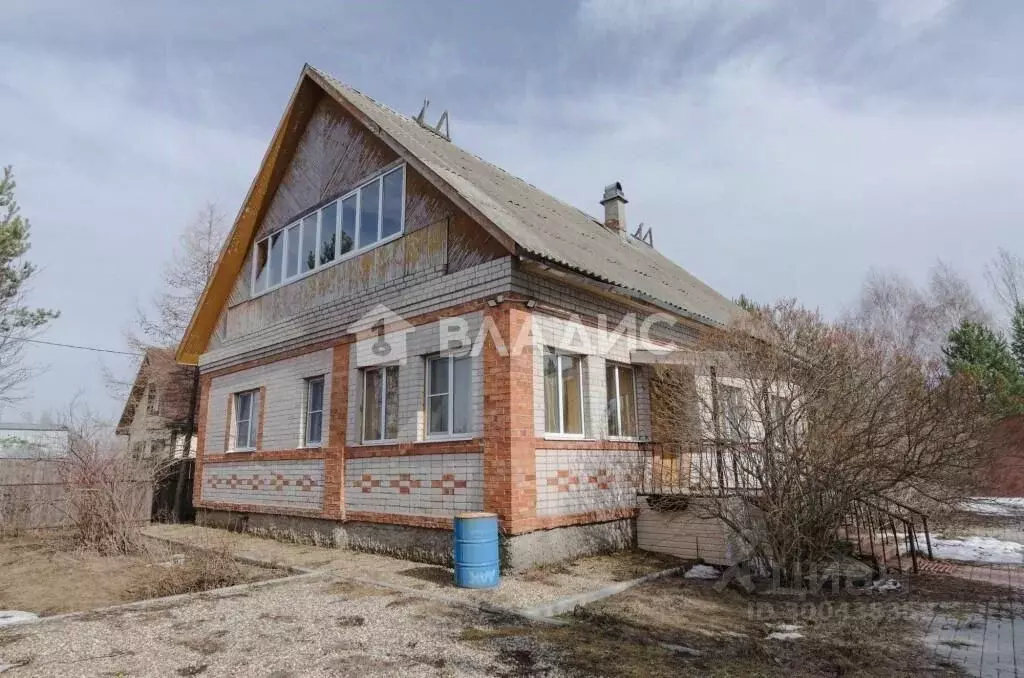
[125, 546, 244, 600]
[658, 299, 993, 579]
[59, 408, 157, 555]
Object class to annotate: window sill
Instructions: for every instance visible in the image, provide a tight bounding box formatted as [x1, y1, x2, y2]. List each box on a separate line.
[354, 439, 401, 447]
[607, 436, 642, 442]
[542, 434, 591, 442]
[417, 436, 474, 444]
[226, 448, 256, 454]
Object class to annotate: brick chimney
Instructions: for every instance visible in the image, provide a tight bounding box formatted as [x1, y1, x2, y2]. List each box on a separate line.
[600, 182, 627, 231]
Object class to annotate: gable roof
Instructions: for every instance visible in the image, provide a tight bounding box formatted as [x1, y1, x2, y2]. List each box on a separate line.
[177, 64, 740, 364]
[117, 348, 197, 434]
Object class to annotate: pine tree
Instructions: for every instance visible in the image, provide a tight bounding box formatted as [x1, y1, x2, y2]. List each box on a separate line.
[1010, 303, 1024, 374]
[943, 319, 1024, 415]
[735, 294, 760, 313]
[0, 166, 59, 402]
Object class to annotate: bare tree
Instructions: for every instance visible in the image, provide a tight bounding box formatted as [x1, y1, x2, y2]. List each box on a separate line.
[653, 300, 992, 579]
[985, 248, 1024, 319]
[845, 261, 989, 363]
[105, 204, 226, 522]
[133, 202, 226, 351]
[105, 203, 226, 400]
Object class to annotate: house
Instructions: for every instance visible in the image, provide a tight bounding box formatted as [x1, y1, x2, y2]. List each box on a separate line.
[176, 64, 742, 568]
[117, 348, 198, 461]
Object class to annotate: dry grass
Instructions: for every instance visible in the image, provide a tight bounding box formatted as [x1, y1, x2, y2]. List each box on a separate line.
[124, 546, 247, 600]
[459, 576, 964, 677]
[518, 550, 683, 587]
[325, 580, 390, 599]
[0, 534, 276, 615]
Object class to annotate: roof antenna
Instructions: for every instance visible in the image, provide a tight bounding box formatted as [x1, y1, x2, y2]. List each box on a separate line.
[633, 222, 653, 247]
[416, 99, 430, 124]
[434, 110, 450, 141]
[414, 98, 451, 141]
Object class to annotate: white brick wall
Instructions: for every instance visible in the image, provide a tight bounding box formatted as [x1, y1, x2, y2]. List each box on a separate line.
[535, 449, 641, 516]
[530, 313, 654, 440]
[346, 312, 483, 445]
[206, 349, 333, 453]
[344, 452, 483, 517]
[201, 459, 325, 511]
[204, 258, 512, 371]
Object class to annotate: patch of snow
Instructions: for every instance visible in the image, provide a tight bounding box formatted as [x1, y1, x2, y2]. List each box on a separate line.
[767, 631, 804, 641]
[867, 578, 903, 593]
[767, 623, 802, 633]
[683, 564, 720, 580]
[962, 497, 1024, 516]
[0, 610, 37, 627]
[929, 536, 1024, 564]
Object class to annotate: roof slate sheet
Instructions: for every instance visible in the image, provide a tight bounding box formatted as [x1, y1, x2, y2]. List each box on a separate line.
[312, 67, 741, 327]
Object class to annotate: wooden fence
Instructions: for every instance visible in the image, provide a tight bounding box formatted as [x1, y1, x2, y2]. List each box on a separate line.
[0, 458, 152, 532]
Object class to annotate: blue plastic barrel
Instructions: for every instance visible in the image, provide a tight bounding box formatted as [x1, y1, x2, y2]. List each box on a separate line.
[454, 512, 500, 588]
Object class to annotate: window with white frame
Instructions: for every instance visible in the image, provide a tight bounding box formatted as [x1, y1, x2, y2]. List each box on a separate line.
[304, 376, 325, 447]
[362, 366, 399, 442]
[426, 355, 471, 437]
[232, 389, 260, 451]
[717, 383, 750, 440]
[605, 363, 638, 437]
[251, 165, 405, 295]
[543, 349, 584, 436]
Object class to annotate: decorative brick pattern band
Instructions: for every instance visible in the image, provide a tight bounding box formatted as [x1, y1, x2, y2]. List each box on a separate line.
[535, 449, 640, 517]
[344, 452, 483, 518]
[201, 459, 325, 511]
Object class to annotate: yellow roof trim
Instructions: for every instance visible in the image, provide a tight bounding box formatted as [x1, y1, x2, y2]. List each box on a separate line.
[176, 64, 517, 366]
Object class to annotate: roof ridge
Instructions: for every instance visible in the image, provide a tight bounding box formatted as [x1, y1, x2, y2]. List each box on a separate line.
[311, 65, 606, 228]
[305, 64, 740, 328]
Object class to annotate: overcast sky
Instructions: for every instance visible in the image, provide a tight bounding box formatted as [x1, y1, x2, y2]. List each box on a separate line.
[1, 0, 1022, 422]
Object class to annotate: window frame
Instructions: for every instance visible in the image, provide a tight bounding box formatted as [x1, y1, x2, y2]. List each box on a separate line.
[304, 376, 325, 448]
[605, 362, 639, 439]
[361, 365, 399, 444]
[251, 164, 406, 297]
[145, 384, 159, 416]
[231, 389, 259, 452]
[425, 354, 472, 439]
[543, 349, 586, 438]
[717, 383, 751, 441]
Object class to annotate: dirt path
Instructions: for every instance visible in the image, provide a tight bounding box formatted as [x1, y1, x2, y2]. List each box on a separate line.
[0, 575, 566, 677]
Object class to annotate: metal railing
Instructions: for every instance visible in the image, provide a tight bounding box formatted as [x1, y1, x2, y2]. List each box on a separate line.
[637, 440, 764, 496]
[637, 440, 933, 574]
[841, 495, 932, 573]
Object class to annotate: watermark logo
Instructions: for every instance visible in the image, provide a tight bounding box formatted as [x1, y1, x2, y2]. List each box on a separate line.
[348, 304, 414, 367]
[346, 301, 681, 364]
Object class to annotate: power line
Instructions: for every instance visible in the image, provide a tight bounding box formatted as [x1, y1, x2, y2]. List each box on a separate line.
[4, 337, 142, 357]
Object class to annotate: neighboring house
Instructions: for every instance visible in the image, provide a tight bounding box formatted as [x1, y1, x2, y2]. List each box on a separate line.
[117, 348, 198, 461]
[176, 64, 742, 568]
[0, 423, 69, 459]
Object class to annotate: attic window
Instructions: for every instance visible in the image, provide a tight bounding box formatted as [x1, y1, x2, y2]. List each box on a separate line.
[251, 165, 406, 296]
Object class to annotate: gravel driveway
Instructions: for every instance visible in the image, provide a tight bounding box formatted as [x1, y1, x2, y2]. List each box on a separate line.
[0, 574, 564, 677]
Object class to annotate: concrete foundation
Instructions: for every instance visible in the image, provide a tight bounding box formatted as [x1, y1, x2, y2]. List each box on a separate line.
[197, 509, 637, 570]
[197, 509, 345, 547]
[503, 518, 636, 571]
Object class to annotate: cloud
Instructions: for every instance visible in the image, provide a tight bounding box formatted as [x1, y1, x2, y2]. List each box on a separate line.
[453, 53, 1024, 317]
[577, 0, 776, 35]
[0, 45, 265, 418]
